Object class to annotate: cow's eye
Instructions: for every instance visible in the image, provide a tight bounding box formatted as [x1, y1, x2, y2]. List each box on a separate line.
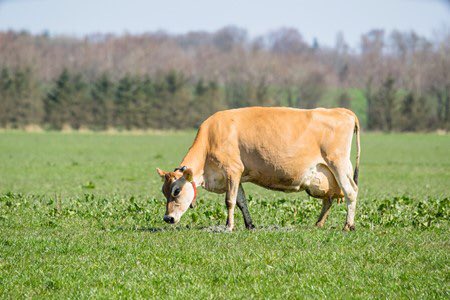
[173, 188, 181, 197]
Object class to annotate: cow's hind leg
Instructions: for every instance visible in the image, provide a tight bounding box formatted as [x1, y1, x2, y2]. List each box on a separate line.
[316, 197, 333, 228]
[236, 184, 255, 229]
[327, 159, 358, 231]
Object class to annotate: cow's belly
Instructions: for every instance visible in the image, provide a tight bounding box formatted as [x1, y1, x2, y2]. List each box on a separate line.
[242, 172, 303, 192]
[242, 164, 343, 199]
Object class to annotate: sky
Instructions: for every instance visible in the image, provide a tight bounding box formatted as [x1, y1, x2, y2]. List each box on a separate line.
[0, 0, 449, 48]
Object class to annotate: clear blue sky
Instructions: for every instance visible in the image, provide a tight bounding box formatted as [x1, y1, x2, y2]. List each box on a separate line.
[0, 0, 449, 48]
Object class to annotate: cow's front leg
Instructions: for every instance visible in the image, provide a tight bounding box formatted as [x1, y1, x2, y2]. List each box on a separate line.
[236, 184, 255, 230]
[225, 175, 240, 232]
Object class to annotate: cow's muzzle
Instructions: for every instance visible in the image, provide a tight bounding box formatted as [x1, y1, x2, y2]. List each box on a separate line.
[163, 215, 175, 224]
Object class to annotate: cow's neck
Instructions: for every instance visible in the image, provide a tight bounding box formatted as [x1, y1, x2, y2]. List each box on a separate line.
[179, 128, 207, 186]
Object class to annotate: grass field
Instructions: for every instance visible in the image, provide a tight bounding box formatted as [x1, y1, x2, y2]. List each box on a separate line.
[0, 131, 449, 298]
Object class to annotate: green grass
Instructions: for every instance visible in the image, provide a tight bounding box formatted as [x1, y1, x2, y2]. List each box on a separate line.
[0, 131, 449, 298]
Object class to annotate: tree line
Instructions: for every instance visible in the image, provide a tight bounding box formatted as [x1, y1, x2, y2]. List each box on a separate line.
[0, 28, 449, 131]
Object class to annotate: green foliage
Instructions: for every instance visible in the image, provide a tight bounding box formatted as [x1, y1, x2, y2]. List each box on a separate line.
[44, 69, 91, 129]
[192, 79, 225, 127]
[398, 92, 433, 131]
[0, 67, 42, 128]
[2, 193, 447, 232]
[298, 71, 326, 109]
[91, 73, 114, 129]
[366, 76, 397, 131]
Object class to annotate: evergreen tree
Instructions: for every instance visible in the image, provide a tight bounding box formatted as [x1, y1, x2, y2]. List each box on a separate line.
[192, 79, 224, 127]
[338, 91, 351, 109]
[91, 73, 114, 129]
[0, 67, 13, 127]
[115, 74, 134, 129]
[44, 69, 71, 129]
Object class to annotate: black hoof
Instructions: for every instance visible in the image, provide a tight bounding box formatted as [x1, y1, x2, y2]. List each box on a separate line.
[246, 223, 255, 230]
[343, 223, 356, 232]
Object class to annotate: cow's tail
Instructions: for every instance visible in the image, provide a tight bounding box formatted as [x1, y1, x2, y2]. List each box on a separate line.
[353, 116, 361, 186]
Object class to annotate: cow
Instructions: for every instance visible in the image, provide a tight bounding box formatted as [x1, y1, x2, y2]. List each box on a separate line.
[156, 107, 360, 231]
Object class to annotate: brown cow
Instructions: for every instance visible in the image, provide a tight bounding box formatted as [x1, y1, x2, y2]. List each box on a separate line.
[156, 107, 360, 231]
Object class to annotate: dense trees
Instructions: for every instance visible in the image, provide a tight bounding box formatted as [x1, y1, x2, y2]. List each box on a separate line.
[0, 67, 42, 128]
[0, 27, 449, 131]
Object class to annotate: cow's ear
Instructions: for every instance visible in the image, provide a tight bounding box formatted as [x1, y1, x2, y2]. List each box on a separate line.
[156, 168, 166, 180]
[183, 168, 193, 182]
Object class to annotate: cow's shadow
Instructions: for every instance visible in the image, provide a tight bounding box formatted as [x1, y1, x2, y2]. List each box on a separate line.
[130, 225, 229, 233]
[113, 224, 299, 233]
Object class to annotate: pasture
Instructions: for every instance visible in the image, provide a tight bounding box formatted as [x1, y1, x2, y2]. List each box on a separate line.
[0, 131, 449, 298]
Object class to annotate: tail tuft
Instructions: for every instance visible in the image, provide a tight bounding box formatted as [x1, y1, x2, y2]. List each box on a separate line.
[353, 167, 359, 185]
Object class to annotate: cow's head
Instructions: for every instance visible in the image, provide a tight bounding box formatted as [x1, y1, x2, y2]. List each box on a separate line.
[156, 167, 196, 224]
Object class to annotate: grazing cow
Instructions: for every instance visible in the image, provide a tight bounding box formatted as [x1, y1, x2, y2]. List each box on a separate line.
[156, 107, 360, 231]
